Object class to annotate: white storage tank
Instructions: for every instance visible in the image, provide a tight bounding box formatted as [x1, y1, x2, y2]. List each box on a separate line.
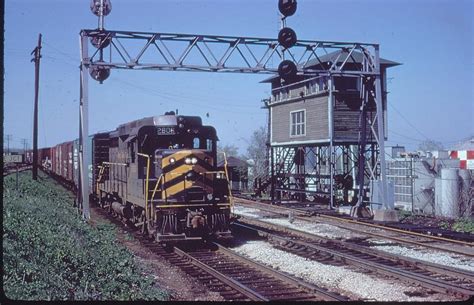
[458, 169, 472, 217]
[437, 168, 460, 218]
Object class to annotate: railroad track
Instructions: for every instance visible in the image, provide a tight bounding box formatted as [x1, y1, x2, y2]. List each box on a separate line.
[236, 196, 474, 243]
[233, 217, 474, 300]
[92, 205, 348, 301]
[3, 165, 32, 177]
[234, 197, 474, 257]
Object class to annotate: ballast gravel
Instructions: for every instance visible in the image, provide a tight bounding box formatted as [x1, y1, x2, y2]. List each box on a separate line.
[231, 240, 446, 301]
[233, 206, 365, 240]
[233, 206, 473, 271]
[372, 244, 474, 272]
[232, 206, 266, 218]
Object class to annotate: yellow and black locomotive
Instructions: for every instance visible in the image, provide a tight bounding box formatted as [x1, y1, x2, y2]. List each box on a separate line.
[95, 112, 232, 242]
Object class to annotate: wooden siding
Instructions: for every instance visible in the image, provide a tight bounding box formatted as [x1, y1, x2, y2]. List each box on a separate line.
[269, 91, 383, 145]
[271, 95, 329, 144]
[333, 93, 379, 142]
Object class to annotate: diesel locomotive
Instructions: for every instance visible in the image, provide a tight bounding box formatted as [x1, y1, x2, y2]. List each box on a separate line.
[33, 112, 233, 242]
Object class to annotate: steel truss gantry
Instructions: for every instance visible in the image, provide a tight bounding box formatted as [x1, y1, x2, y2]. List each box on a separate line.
[78, 28, 388, 219]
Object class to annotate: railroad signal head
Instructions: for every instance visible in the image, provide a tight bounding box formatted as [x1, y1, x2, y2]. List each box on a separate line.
[89, 64, 111, 83]
[278, 60, 297, 81]
[90, 0, 112, 16]
[278, 27, 297, 49]
[278, 0, 297, 17]
[90, 32, 111, 49]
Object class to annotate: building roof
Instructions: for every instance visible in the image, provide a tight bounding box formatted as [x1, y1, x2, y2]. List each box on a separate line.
[217, 156, 248, 168]
[260, 49, 401, 83]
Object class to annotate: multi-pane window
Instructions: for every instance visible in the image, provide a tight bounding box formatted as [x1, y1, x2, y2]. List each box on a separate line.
[290, 110, 306, 137]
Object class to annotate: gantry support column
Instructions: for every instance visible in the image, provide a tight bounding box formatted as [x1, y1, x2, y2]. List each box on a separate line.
[328, 76, 335, 209]
[79, 33, 90, 220]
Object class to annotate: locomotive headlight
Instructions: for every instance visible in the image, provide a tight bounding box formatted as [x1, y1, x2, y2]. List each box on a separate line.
[185, 157, 192, 165]
[169, 157, 176, 164]
[191, 157, 198, 164]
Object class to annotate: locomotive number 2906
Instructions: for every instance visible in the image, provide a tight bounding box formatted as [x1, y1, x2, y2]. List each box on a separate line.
[157, 127, 176, 135]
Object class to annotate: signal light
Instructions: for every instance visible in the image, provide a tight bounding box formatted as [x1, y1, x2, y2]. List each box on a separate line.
[278, 0, 297, 17]
[89, 64, 111, 83]
[278, 60, 297, 81]
[278, 27, 297, 49]
[90, 0, 112, 16]
[90, 32, 111, 49]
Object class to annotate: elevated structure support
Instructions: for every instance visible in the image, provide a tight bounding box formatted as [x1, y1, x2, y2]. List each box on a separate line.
[79, 33, 90, 220]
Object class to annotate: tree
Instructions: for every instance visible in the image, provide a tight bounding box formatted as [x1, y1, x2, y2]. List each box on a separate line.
[417, 139, 444, 152]
[245, 126, 268, 181]
[216, 143, 239, 164]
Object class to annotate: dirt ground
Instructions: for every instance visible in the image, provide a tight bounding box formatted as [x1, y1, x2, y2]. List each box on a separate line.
[88, 207, 224, 301]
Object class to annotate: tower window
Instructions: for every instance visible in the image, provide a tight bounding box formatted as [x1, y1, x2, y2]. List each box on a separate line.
[290, 109, 306, 137]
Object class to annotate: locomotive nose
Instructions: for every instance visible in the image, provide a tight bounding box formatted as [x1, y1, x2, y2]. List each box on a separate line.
[185, 170, 197, 181]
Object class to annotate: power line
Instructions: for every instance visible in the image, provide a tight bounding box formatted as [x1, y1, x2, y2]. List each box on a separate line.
[388, 102, 430, 140]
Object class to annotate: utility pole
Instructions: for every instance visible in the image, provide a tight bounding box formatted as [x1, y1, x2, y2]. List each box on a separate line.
[5, 134, 12, 154]
[31, 33, 42, 180]
[21, 138, 28, 154]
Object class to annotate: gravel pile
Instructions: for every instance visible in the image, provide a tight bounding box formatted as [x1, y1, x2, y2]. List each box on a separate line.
[372, 244, 474, 272]
[231, 241, 446, 301]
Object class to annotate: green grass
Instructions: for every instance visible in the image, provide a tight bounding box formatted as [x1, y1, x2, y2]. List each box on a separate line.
[3, 171, 169, 301]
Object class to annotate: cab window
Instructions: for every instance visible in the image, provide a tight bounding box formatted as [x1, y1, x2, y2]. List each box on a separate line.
[206, 139, 213, 151]
[193, 137, 200, 149]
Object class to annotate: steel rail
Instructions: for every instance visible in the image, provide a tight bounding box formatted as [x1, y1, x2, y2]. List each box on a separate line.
[91, 203, 261, 301]
[172, 246, 268, 301]
[3, 165, 32, 177]
[80, 179, 342, 301]
[211, 242, 348, 301]
[233, 220, 474, 298]
[235, 198, 474, 250]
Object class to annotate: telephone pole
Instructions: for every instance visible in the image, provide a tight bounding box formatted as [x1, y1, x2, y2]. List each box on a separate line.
[5, 134, 12, 154]
[21, 138, 28, 154]
[31, 33, 42, 180]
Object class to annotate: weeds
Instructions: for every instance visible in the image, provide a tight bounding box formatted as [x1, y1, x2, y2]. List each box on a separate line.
[3, 171, 168, 301]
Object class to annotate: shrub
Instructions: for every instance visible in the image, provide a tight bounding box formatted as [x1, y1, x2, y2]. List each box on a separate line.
[452, 219, 474, 234]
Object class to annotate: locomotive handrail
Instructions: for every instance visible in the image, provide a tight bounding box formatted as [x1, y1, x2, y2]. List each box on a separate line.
[137, 153, 151, 224]
[155, 203, 231, 208]
[96, 165, 106, 195]
[166, 170, 226, 176]
[101, 161, 128, 166]
[97, 162, 128, 195]
[219, 151, 234, 210]
[150, 174, 163, 204]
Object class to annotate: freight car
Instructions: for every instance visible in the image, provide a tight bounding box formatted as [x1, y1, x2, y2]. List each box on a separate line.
[25, 147, 52, 170]
[33, 112, 233, 242]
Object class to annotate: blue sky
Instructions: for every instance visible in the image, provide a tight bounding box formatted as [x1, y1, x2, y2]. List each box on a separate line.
[4, 0, 473, 153]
